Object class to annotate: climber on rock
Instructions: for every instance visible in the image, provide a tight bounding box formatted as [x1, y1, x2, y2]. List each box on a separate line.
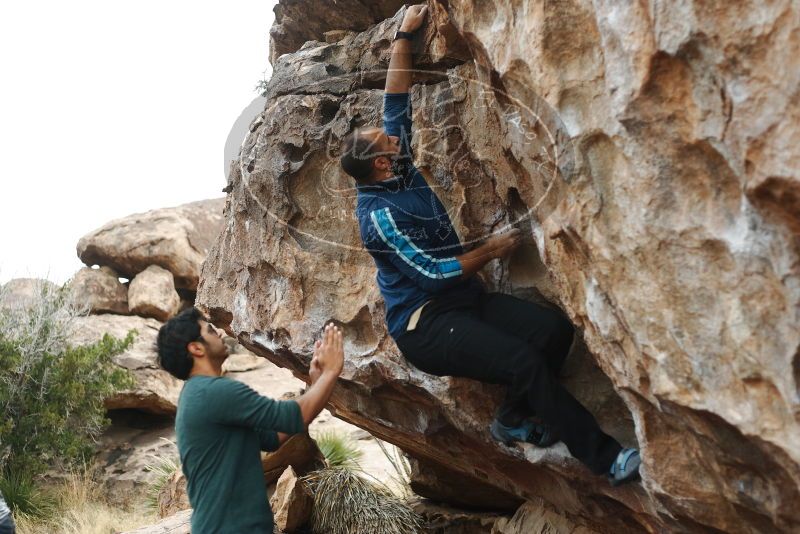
[339, 4, 640, 485]
[156, 309, 345, 532]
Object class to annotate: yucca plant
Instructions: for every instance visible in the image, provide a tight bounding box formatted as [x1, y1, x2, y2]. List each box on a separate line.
[306, 431, 421, 534]
[0, 469, 56, 520]
[144, 448, 181, 512]
[303, 467, 421, 534]
[313, 431, 363, 468]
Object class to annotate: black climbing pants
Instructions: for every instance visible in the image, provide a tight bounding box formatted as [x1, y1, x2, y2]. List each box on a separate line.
[395, 291, 621, 475]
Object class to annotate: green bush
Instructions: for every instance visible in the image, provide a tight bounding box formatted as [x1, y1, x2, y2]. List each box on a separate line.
[0, 281, 135, 485]
[0, 469, 56, 519]
[308, 431, 421, 533]
[313, 431, 363, 468]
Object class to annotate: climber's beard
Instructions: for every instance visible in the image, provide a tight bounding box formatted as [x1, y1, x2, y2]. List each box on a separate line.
[390, 155, 411, 177]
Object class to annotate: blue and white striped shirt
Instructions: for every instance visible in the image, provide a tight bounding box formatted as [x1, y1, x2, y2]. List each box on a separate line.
[357, 93, 481, 338]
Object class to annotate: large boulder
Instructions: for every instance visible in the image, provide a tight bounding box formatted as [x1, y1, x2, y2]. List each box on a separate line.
[198, 1, 800, 532]
[69, 314, 181, 414]
[128, 265, 181, 321]
[0, 278, 58, 310]
[69, 266, 129, 315]
[269, 0, 407, 63]
[76, 198, 225, 290]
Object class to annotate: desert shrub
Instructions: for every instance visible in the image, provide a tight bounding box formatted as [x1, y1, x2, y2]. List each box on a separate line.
[0, 280, 134, 484]
[307, 430, 421, 533]
[304, 466, 421, 534]
[0, 469, 56, 520]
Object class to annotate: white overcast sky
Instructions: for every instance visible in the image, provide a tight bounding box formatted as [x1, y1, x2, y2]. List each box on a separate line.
[0, 0, 279, 284]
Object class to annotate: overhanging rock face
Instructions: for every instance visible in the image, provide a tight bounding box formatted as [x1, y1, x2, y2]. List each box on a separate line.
[269, 0, 408, 63]
[198, 1, 800, 532]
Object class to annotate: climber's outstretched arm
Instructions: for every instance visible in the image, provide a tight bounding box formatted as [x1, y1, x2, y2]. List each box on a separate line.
[385, 5, 428, 94]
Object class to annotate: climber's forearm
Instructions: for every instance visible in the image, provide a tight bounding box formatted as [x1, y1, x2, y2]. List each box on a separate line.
[385, 34, 414, 94]
[295, 370, 339, 426]
[456, 243, 498, 279]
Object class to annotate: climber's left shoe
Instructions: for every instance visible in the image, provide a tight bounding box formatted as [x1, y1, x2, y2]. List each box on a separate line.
[609, 447, 641, 486]
[490, 418, 559, 448]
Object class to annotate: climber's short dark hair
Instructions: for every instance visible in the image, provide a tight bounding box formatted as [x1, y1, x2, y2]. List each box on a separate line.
[340, 129, 377, 183]
[156, 307, 203, 380]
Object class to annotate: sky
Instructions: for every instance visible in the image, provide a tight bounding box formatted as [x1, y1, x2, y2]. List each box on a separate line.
[0, 0, 279, 284]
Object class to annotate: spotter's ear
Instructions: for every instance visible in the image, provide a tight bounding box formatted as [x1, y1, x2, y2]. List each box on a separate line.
[187, 341, 205, 358]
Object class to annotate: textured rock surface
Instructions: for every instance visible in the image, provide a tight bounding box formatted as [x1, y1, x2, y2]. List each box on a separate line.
[69, 266, 129, 314]
[128, 265, 181, 321]
[95, 410, 177, 506]
[492, 499, 598, 534]
[269, 466, 313, 532]
[412, 499, 508, 534]
[77, 198, 225, 290]
[69, 314, 182, 414]
[269, 0, 407, 63]
[157, 468, 189, 519]
[198, 1, 800, 532]
[408, 457, 522, 512]
[414, 498, 593, 534]
[121, 509, 191, 534]
[261, 433, 325, 485]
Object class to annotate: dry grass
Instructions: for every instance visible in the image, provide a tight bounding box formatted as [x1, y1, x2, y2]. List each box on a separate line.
[14, 469, 153, 534]
[374, 439, 414, 499]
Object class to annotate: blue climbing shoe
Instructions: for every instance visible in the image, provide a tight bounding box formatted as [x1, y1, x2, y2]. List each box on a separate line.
[490, 418, 559, 447]
[609, 448, 641, 486]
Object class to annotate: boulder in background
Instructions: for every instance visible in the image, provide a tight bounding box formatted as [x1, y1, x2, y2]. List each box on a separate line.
[76, 198, 225, 290]
[0, 278, 58, 310]
[128, 265, 181, 322]
[69, 314, 181, 414]
[69, 266, 128, 315]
